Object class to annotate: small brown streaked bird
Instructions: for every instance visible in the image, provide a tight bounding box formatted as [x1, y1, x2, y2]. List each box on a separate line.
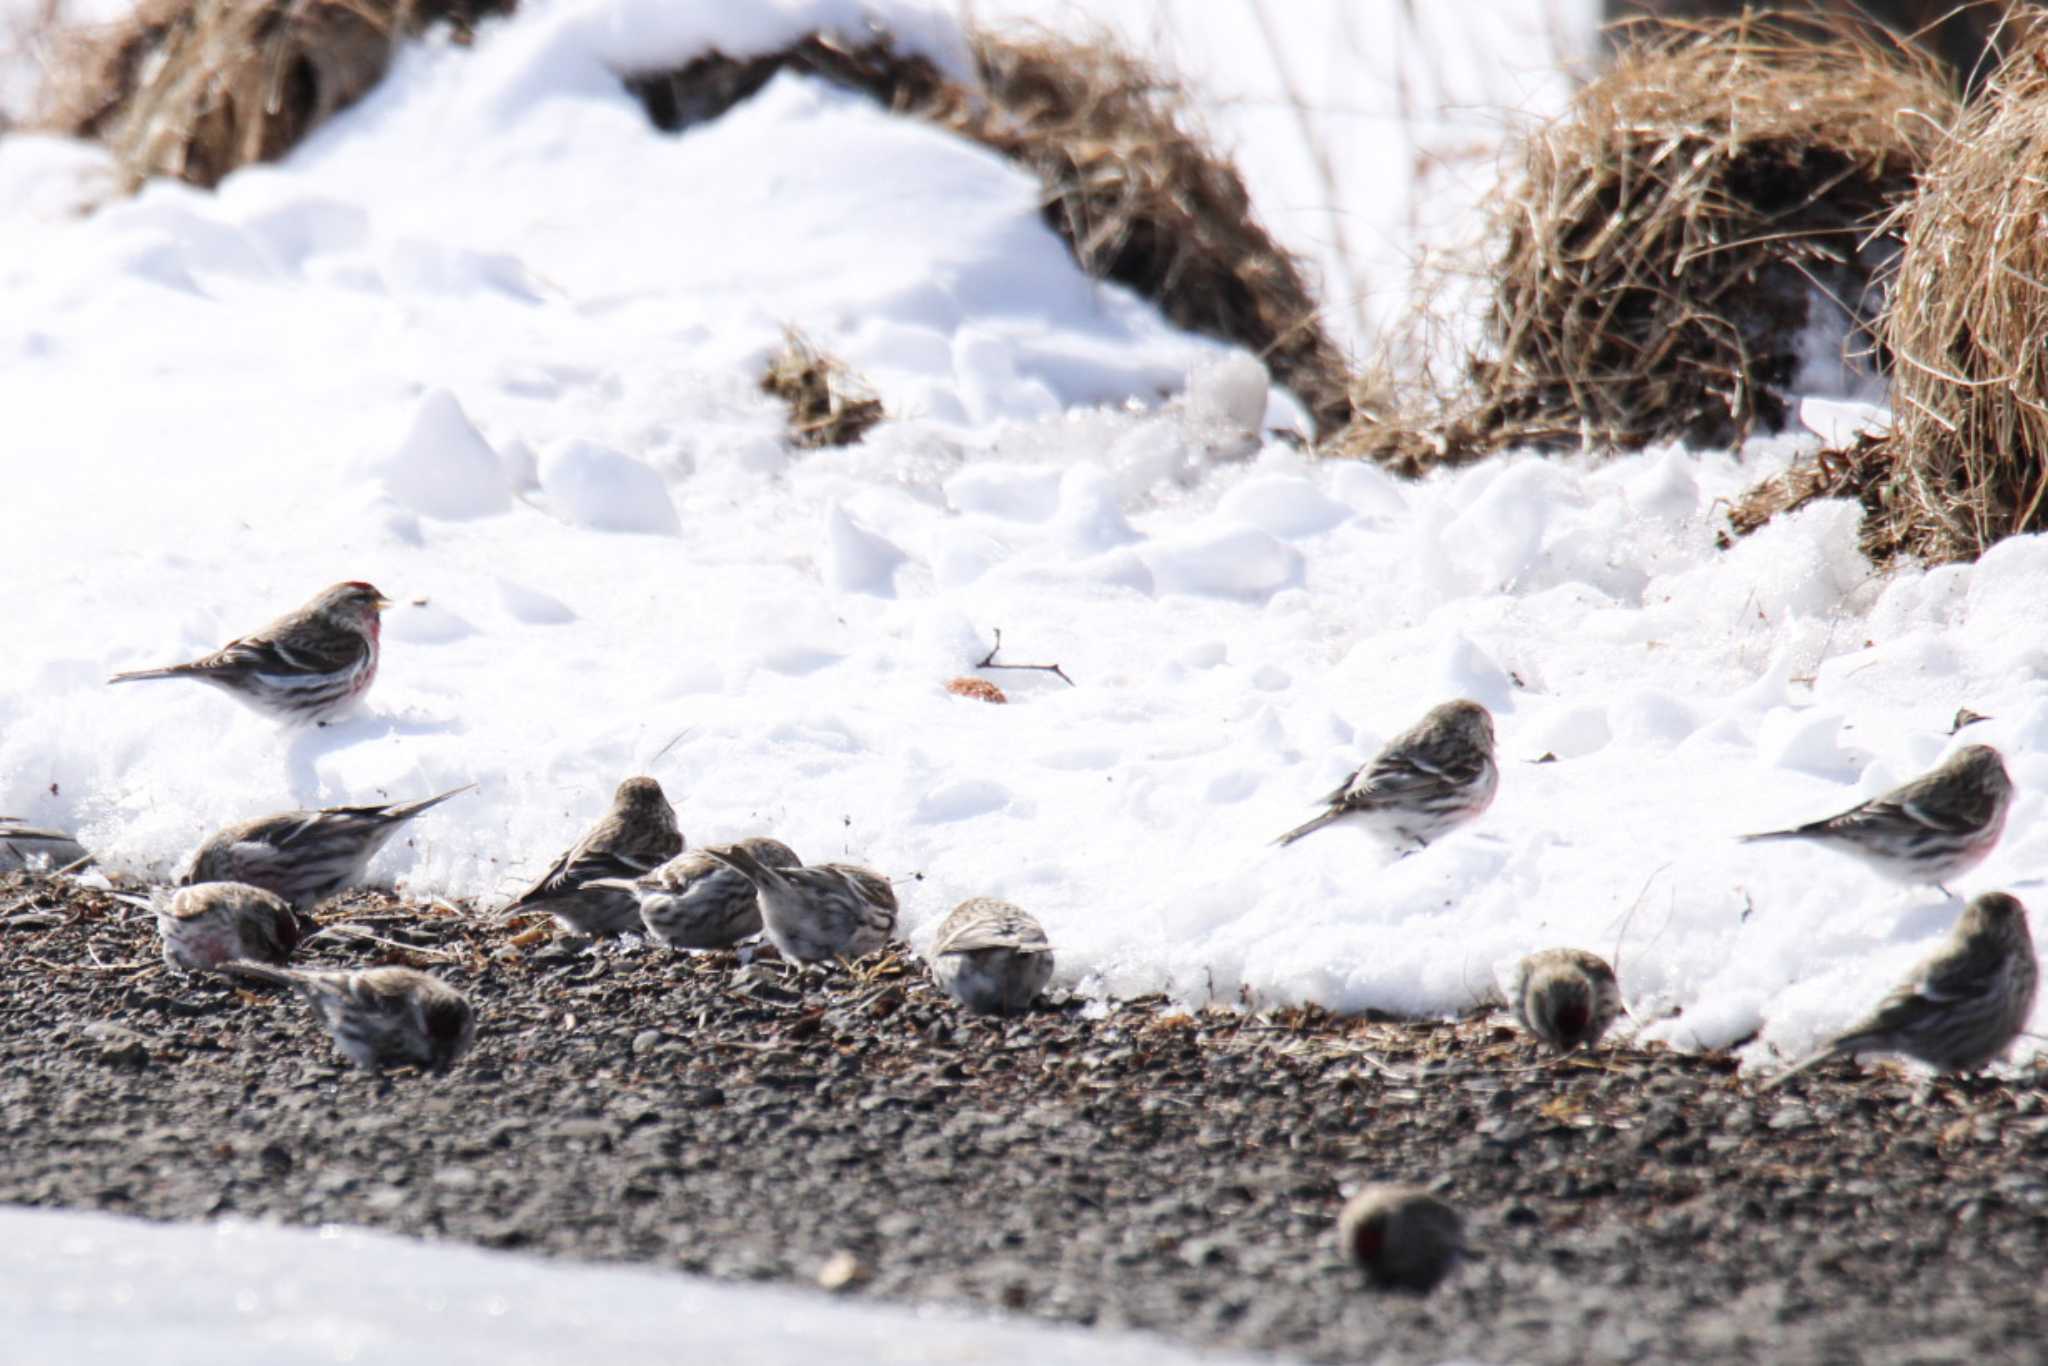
[1275, 699, 1499, 850]
[1740, 745, 2013, 893]
[180, 785, 474, 910]
[928, 897, 1054, 1015]
[221, 961, 476, 1073]
[1764, 891, 2038, 1092]
[128, 881, 303, 974]
[108, 581, 394, 725]
[500, 776, 683, 936]
[1509, 947, 1622, 1051]
[0, 819, 90, 873]
[700, 844, 896, 962]
[586, 836, 800, 950]
[1337, 1183, 1466, 1293]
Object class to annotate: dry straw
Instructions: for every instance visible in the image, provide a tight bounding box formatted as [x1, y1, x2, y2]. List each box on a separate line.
[39, 0, 506, 190]
[761, 328, 885, 451]
[1339, 14, 1954, 472]
[1872, 26, 2048, 561]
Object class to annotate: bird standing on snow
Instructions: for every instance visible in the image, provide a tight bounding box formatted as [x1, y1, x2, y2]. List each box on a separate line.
[134, 881, 303, 973]
[700, 844, 896, 963]
[180, 785, 474, 910]
[1337, 1183, 1467, 1293]
[107, 581, 393, 725]
[0, 820, 89, 873]
[1274, 699, 1499, 849]
[1763, 891, 2038, 1091]
[586, 837, 801, 950]
[928, 897, 1055, 1015]
[1739, 744, 2012, 892]
[1509, 948, 1622, 1051]
[500, 776, 683, 936]
[220, 961, 476, 1073]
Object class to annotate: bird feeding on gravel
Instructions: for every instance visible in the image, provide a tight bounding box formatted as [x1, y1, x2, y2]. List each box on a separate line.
[180, 785, 475, 911]
[221, 961, 476, 1073]
[499, 776, 683, 937]
[126, 881, 303, 974]
[1763, 891, 2038, 1092]
[1739, 745, 2012, 893]
[107, 581, 393, 725]
[1510, 948, 1622, 1051]
[0, 820, 89, 873]
[1274, 699, 1499, 850]
[928, 897, 1055, 1015]
[699, 844, 897, 963]
[586, 837, 801, 950]
[1337, 1183, 1467, 1293]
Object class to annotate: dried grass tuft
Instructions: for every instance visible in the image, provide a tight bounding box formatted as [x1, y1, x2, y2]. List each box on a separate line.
[761, 327, 885, 450]
[1722, 430, 1898, 555]
[36, 0, 506, 190]
[1873, 28, 2048, 562]
[1340, 15, 1954, 471]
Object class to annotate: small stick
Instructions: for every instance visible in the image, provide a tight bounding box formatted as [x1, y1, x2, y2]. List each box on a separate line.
[975, 628, 1076, 687]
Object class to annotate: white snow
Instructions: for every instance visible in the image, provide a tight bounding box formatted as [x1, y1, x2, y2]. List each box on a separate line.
[0, 0, 2043, 1091]
[0, 1206, 1281, 1365]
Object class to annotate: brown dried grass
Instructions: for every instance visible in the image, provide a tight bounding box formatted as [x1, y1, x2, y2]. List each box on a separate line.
[1337, 14, 1955, 472]
[1872, 28, 2048, 562]
[762, 327, 885, 450]
[36, 0, 506, 190]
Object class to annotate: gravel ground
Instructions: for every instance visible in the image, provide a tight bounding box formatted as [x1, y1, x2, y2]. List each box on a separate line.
[4, 869, 2047, 1364]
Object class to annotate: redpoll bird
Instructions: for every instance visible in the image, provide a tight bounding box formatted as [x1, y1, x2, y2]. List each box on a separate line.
[221, 961, 476, 1072]
[180, 785, 474, 910]
[1764, 891, 2038, 1091]
[128, 881, 303, 974]
[586, 837, 801, 950]
[700, 844, 897, 962]
[1337, 1184, 1466, 1293]
[1509, 948, 1622, 1051]
[928, 897, 1055, 1015]
[1275, 699, 1499, 849]
[0, 819, 89, 873]
[501, 776, 683, 936]
[108, 581, 393, 725]
[1740, 744, 2012, 891]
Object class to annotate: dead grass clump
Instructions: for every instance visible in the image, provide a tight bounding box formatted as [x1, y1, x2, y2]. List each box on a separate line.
[1874, 32, 2048, 562]
[1722, 430, 1900, 556]
[37, 0, 506, 189]
[628, 28, 1357, 437]
[762, 327, 885, 450]
[1427, 16, 1954, 464]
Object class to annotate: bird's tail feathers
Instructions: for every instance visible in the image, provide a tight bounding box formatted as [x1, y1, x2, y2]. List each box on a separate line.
[386, 783, 479, 821]
[1272, 808, 1345, 848]
[107, 666, 190, 685]
[216, 958, 298, 989]
[1758, 1044, 1838, 1093]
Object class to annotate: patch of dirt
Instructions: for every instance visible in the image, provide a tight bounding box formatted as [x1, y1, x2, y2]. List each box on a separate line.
[3, 870, 2045, 1363]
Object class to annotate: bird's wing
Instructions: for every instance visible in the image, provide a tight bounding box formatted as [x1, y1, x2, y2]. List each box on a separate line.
[935, 907, 1050, 956]
[202, 626, 368, 679]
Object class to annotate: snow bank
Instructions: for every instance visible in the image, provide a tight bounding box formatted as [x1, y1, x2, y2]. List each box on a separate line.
[1, 1206, 1276, 1364]
[0, 0, 2043, 1077]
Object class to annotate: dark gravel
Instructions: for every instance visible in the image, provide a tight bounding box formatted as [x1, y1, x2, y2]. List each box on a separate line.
[4, 869, 2047, 1363]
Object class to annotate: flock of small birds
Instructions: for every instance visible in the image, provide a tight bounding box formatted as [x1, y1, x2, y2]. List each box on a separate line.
[0, 578, 2039, 1294]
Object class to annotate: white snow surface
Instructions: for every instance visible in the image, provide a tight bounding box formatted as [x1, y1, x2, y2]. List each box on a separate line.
[0, 1206, 1284, 1364]
[1, 0, 2045, 1084]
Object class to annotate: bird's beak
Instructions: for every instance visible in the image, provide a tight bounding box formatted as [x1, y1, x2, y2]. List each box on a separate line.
[374, 595, 396, 610]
